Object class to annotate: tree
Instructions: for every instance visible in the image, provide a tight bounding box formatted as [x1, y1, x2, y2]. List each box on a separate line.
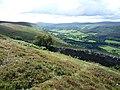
[34, 34, 53, 47]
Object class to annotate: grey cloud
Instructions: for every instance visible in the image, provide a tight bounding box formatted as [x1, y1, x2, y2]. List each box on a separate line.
[102, 11, 120, 20]
[26, 0, 116, 17]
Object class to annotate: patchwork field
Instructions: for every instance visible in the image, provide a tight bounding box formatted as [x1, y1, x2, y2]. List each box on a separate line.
[44, 23, 120, 56]
[100, 46, 120, 55]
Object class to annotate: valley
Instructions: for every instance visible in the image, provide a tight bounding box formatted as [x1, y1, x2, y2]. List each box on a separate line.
[1, 0, 120, 90]
[38, 22, 120, 56]
[0, 21, 120, 90]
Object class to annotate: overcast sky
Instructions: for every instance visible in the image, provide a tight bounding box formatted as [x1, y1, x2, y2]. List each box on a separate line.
[0, 0, 120, 23]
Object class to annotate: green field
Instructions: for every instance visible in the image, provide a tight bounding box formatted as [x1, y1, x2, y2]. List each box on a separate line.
[49, 30, 99, 43]
[50, 30, 89, 42]
[88, 40, 96, 43]
[105, 40, 120, 44]
[100, 46, 120, 55]
[48, 28, 120, 56]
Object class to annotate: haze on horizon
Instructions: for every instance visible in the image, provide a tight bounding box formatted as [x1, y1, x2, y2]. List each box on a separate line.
[0, 0, 120, 23]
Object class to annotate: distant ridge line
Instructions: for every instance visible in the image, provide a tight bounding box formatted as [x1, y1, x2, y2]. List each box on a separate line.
[0, 21, 33, 27]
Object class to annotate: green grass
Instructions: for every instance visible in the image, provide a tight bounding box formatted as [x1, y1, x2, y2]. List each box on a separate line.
[67, 37, 83, 42]
[0, 23, 67, 46]
[0, 36, 120, 90]
[88, 40, 96, 43]
[105, 40, 120, 44]
[50, 30, 87, 36]
[56, 30, 96, 43]
[56, 30, 75, 34]
[100, 46, 120, 55]
[49, 30, 100, 44]
[50, 30, 89, 43]
[14, 40, 46, 50]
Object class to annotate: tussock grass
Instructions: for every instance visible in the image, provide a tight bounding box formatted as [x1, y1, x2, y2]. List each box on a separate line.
[0, 37, 120, 90]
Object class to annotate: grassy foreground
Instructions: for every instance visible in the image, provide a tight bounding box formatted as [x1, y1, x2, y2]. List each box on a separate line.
[0, 36, 120, 90]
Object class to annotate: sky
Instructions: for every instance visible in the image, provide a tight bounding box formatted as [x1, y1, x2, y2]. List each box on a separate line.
[0, 0, 120, 23]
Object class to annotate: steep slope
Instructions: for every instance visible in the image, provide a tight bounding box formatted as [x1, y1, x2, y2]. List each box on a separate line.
[0, 22, 66, 46]
[0, 35, 120, 90]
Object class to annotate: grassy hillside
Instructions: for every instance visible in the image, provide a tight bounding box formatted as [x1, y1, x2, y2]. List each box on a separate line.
[0, 22, 66, 46]
[0, 35, 120, 90]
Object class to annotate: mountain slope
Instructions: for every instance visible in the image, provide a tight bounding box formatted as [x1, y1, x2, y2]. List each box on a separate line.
[0, 35, 120, 90]
[0, 22, 67, 46]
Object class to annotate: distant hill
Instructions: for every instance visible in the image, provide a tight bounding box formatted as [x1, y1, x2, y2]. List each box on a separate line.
[37, 21, 120, 30]
[0, 21, 67, 46]
[96, 21, 120, 24]
[0, 21, 33, 27]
